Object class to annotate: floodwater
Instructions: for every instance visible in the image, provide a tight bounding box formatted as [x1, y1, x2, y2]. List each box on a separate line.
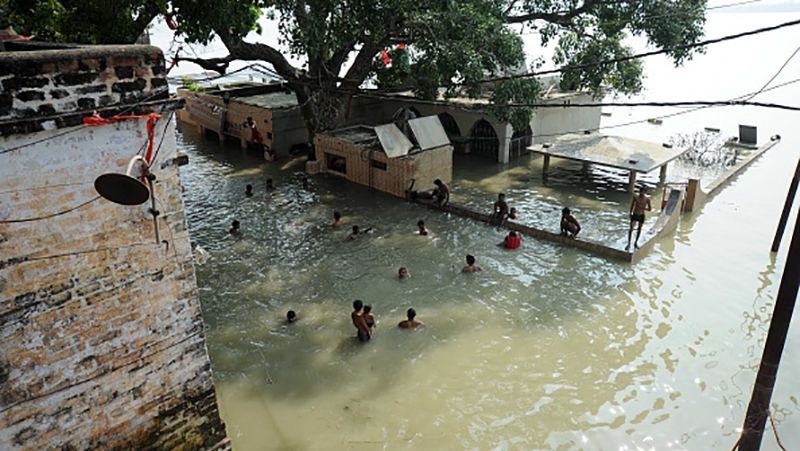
[174, 11, 800, 451]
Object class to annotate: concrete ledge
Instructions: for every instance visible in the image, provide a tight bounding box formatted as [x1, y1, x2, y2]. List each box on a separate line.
[412, 199, 636, 262]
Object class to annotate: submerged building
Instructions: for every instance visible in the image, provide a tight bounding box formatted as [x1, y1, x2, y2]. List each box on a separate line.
[177, 81, 308, 157]
[313, 116, 453, 198]
[0, 43, 227, 448]
[348, 77, 601, 164]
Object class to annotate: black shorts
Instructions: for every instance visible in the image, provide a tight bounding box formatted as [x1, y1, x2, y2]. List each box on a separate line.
[631, 213, 645, 223]
[357, 330, 370, 342]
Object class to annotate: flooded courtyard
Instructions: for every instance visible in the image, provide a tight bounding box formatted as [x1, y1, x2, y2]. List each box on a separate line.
[175, 11, 800, 451]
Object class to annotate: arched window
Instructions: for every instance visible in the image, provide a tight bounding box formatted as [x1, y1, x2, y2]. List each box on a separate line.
[469, 119, 499, 160]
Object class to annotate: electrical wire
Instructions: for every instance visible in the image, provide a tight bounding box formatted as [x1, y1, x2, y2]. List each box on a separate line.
[0, 87, 172, 155]
[744, 44, 800, 101]
[0, 196, 101, 224]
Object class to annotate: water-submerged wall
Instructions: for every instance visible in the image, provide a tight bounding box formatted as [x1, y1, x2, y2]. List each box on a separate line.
[0, 44, 227, 449]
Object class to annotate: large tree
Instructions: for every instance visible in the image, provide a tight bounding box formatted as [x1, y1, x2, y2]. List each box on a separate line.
[2, 0, 708, 145]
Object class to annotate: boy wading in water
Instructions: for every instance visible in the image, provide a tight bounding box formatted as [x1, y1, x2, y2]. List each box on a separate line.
[626, 187, 652, 250]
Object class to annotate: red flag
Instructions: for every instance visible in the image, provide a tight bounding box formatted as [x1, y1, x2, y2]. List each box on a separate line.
[381, 49, 392, 67]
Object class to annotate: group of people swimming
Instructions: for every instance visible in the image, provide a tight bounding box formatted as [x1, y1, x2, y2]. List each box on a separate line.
[231, 174, 654, 342]
[233, 175, 653, 251]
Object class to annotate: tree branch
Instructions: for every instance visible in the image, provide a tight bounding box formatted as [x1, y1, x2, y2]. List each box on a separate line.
[340, 40, 386, 90]
[215, 30, 302, 81]
[505, 0, 602, 24]
[176, 56, 233, 74]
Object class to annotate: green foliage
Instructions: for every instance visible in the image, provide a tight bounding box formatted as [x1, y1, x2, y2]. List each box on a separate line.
[180, 76, 204, 92]
[2, 0, 708, 134]
[0, 0, 167, 44]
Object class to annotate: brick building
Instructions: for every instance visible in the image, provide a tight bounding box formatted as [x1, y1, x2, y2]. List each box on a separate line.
[0, 43, 228, 449]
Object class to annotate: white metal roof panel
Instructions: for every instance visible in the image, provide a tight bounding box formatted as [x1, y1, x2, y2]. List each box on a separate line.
[374, 123, 414, 158]
[408, 116, 450, 150]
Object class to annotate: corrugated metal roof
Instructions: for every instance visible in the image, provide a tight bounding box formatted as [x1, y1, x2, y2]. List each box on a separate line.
[374, 123, 413, 158]
[408, 116, 450, 150]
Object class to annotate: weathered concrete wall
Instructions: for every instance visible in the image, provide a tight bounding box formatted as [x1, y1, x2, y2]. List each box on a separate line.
[0, 45, 226, 450]
[0, 44, 168, 136]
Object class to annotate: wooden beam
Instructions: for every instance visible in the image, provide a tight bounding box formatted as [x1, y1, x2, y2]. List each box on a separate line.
[628, 171, 637, 193]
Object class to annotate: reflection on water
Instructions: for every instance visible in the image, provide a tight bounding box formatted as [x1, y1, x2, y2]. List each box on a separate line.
[177, 13, 800, 450]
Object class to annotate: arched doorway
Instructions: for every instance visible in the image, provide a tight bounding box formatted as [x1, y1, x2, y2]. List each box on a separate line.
[510, 126, 532, 159]
[437, 112, 465, 153]
[437, 112, 460, 137]
[469, 119, 499, 160]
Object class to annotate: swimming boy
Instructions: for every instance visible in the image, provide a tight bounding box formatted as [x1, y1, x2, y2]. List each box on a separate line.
[500, 231, 522, 249]
[332, 211, 344, 228]
[229, 220, 241, 235]
[417, 219, 429, 236]
[398, 267, 410, 279]
[461, 254, 483, 273]
[245, 184, 254, 197]
[398, 308, 424, 329]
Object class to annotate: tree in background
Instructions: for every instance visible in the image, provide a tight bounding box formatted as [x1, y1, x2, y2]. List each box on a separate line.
[1, 0, 707, 146]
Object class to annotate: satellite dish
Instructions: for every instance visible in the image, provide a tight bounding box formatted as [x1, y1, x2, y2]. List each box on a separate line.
[94, 156, 150, 205]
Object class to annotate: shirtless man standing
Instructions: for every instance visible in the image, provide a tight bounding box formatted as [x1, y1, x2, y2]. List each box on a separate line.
[351, 300, 371, 342]
[626, 187, 652, 250]
[433, 179, 450, 207]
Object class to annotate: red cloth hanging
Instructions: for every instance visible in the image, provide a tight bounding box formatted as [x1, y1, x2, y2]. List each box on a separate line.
[381, 49, 392, 67]
[82, 113, 162, 166]
[165, 14, 178, 30]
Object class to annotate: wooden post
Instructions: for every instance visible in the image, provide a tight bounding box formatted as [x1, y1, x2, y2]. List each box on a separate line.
[542, 155, 551, 177]
[659, 164, 668, 184]
[685, 179, 700, 212]
[628, 171, 637, 193]
[771, 159, 800, 252]
[739, 202, 800, 449]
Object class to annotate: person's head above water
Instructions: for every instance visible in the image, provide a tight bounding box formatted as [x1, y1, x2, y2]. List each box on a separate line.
[398, 267, 409, 278]
[246, 184, 253, 193]
[562, 207, 571, 216]
[353, 299, 363, 311]
[417, 219, 425, 227]
[406, 308, 416, 320]
[509, 231, 517, 237]
[352, 225, 360, 234]
[363, 304, 372, 314]
[466, 254, 476, 265]
[434, 179, 442, 187]
[639, 186, 648, 196]
[287, 310, 297, 323]
[498, 193, 506, 200]
[334, 211, 341, 220]
[231, 219, 240, 228]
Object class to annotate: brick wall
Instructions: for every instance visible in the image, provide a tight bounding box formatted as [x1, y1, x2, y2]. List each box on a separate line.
[0, 44, 168, 136]
[0, 45, 227, 449]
